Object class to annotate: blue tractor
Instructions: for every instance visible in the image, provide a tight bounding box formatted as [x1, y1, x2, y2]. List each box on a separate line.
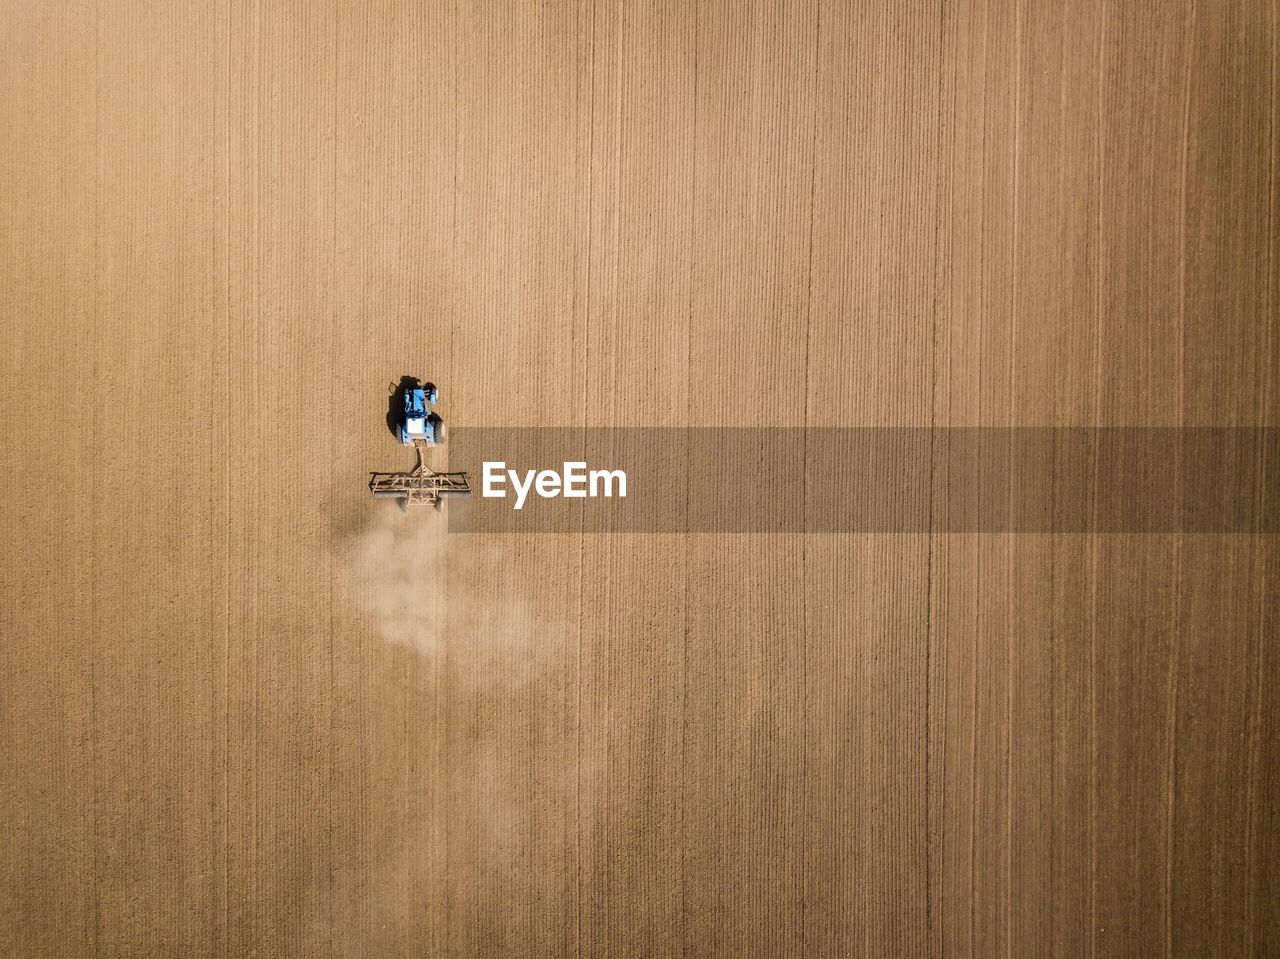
[401, 382, 442, 444]
[372, 379, 470, 507]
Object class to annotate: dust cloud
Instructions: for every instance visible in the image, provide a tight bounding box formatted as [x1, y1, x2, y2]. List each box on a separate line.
[341, 499, 563, 788]
[343, 502, 543, 676]
[329, 502, 584, 951]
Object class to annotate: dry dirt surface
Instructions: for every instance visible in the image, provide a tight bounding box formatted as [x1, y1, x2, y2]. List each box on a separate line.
[2, 1, 1277, 956]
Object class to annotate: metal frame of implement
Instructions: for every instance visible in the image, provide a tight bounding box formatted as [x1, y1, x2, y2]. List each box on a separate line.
[369, 439, 471, 508]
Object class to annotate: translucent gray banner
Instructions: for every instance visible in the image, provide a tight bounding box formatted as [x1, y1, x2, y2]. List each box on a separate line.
[438, 428, 1279, 533]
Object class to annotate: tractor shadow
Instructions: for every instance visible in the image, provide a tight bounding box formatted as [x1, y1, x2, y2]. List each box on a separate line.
[386, 375, 421, 440]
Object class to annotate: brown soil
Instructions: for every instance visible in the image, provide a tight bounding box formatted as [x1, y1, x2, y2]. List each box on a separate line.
[2, 1, 1275, 955]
